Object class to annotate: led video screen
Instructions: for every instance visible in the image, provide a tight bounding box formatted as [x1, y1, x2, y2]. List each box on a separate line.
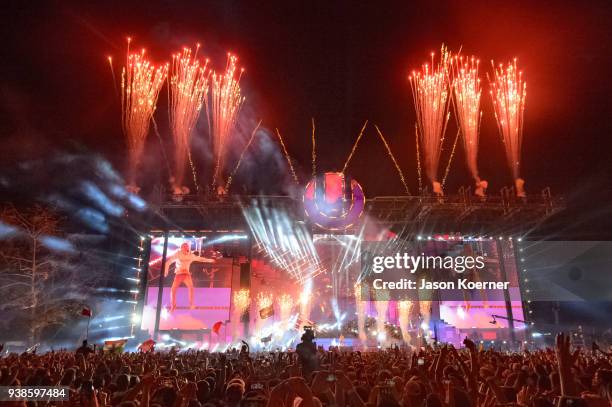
[140, 236, 241, 333]
[360, 238, 525, 330]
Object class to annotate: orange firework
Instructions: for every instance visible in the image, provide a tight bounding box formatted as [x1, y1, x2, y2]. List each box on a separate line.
[121, 38, 168, 187]
[451, 56, 483, 184]
[209, 54, 245, 187]
[278, 294, 294, 315]
[169, 46, 210, 191]
[256, 292, 273, 310]
[489, 59, 526, 182]
[398, 300, 413, 343]
[233, 289, 250, 315]
[409, 45, 452, 195]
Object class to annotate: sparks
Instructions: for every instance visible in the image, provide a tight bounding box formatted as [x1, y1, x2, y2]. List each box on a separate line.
[209, 54, 245, 187]
[409, 45, 452, 195]
[419, 300, 432, 328]
[398, 300, 413, 312]
[489, 59, 527, 195]
[169, 46, 210, 192]
[233, 289, 250, 315]
[121, 40, 168, 187]
[256, 292, 273, 310]
[278, 294, 294, 315]
[398, 300, 413, 344]
[452, 55, 485, 193]
[374, 299, 389, 342]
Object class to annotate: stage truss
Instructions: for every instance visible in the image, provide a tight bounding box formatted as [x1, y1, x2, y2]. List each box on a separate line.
[123, 187, 563, 347]
[144, 187, 563, 234]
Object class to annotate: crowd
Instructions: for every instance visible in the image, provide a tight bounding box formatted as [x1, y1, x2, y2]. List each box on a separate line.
[1, 333, 611, 407]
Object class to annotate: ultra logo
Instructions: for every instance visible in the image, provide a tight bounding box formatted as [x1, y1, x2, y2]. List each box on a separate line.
[303, 172, 365, 230]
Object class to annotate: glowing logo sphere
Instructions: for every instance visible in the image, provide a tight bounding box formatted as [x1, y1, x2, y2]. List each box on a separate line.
[303, 172, 365, 230]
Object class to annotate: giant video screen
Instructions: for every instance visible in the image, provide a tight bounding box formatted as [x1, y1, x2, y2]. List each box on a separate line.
[140, 236, 243, 333]
[361, 237, 525, 331]
[436, 239, 524, 331]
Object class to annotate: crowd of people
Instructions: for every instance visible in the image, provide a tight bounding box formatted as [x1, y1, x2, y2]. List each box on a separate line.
[1, 333, 611, 407]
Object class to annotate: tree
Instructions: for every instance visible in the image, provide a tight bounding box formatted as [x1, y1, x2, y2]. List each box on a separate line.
[0, 204, 107, 345]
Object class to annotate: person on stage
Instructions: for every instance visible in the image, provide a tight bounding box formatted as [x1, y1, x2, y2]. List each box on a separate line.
[164, 242, 215, 312]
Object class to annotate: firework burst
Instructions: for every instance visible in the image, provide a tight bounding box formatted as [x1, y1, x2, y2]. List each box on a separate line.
[121, 38, 168, 187]
[233, 289, 250, 315]
[451, 56, 487, 195]
[256, 292, 273, 310]
[489, 59, 527, 195]
[278, 294, 294, 315]
[278, 294, 294, 330]
[398, 300, 413, 344]
[398, 300, 413, 312]
[409, 45, 452, 195]
[375, 299, 389, 343]
[419, 300, 432, 328]
[209, 54, 245, 187]
[169, 46, 210, 192]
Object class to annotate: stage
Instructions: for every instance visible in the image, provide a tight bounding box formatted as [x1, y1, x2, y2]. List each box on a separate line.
[122, 188, 562, 350]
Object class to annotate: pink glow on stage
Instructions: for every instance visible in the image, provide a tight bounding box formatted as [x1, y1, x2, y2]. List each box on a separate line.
[141, 287, 231, 332]
[440, 300, 526, 330]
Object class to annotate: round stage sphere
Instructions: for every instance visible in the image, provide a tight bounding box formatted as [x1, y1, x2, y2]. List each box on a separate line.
[303, 172, 365, 230]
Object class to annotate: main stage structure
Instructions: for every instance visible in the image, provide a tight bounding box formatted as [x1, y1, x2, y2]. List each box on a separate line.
[126, 186, 563, 349]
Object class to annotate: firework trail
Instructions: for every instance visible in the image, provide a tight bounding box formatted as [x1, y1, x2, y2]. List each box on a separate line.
[278, 294, 294, 316]
[451, 56, 487, 196]
[415, 124, 423, 193]
[275, 129, 299, 184]
[299, 279, 313, 327]
[225, 120, 262, 191]
[409, 46, 452, 196]
[278, 293, 294, 330]
[232, 288, 250, 339]
[107, 56, 118, 98]
[168, 46, 210, 194]
[374, 295, 389, 344]
[398, 300, 413, 344]
[342, 120, 369, 174]
[255, 292, 273, 334]
[233, 289, 251, 315]
[311, 118, 316, 177]
[374, 125, 411, 195]
[121, 38, 168, 189]
[489, 59, 527, 197]
[419, 300, 432, 341]
[441, 128, 460, 189]
[209, 54, 245, 188]
[354, 284, 367, 343]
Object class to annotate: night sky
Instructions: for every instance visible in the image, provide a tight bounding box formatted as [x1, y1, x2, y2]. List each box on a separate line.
[1, 1, 611, 237]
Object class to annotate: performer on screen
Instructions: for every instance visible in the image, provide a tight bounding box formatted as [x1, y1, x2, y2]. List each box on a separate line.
[164, 242, 215, 312]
